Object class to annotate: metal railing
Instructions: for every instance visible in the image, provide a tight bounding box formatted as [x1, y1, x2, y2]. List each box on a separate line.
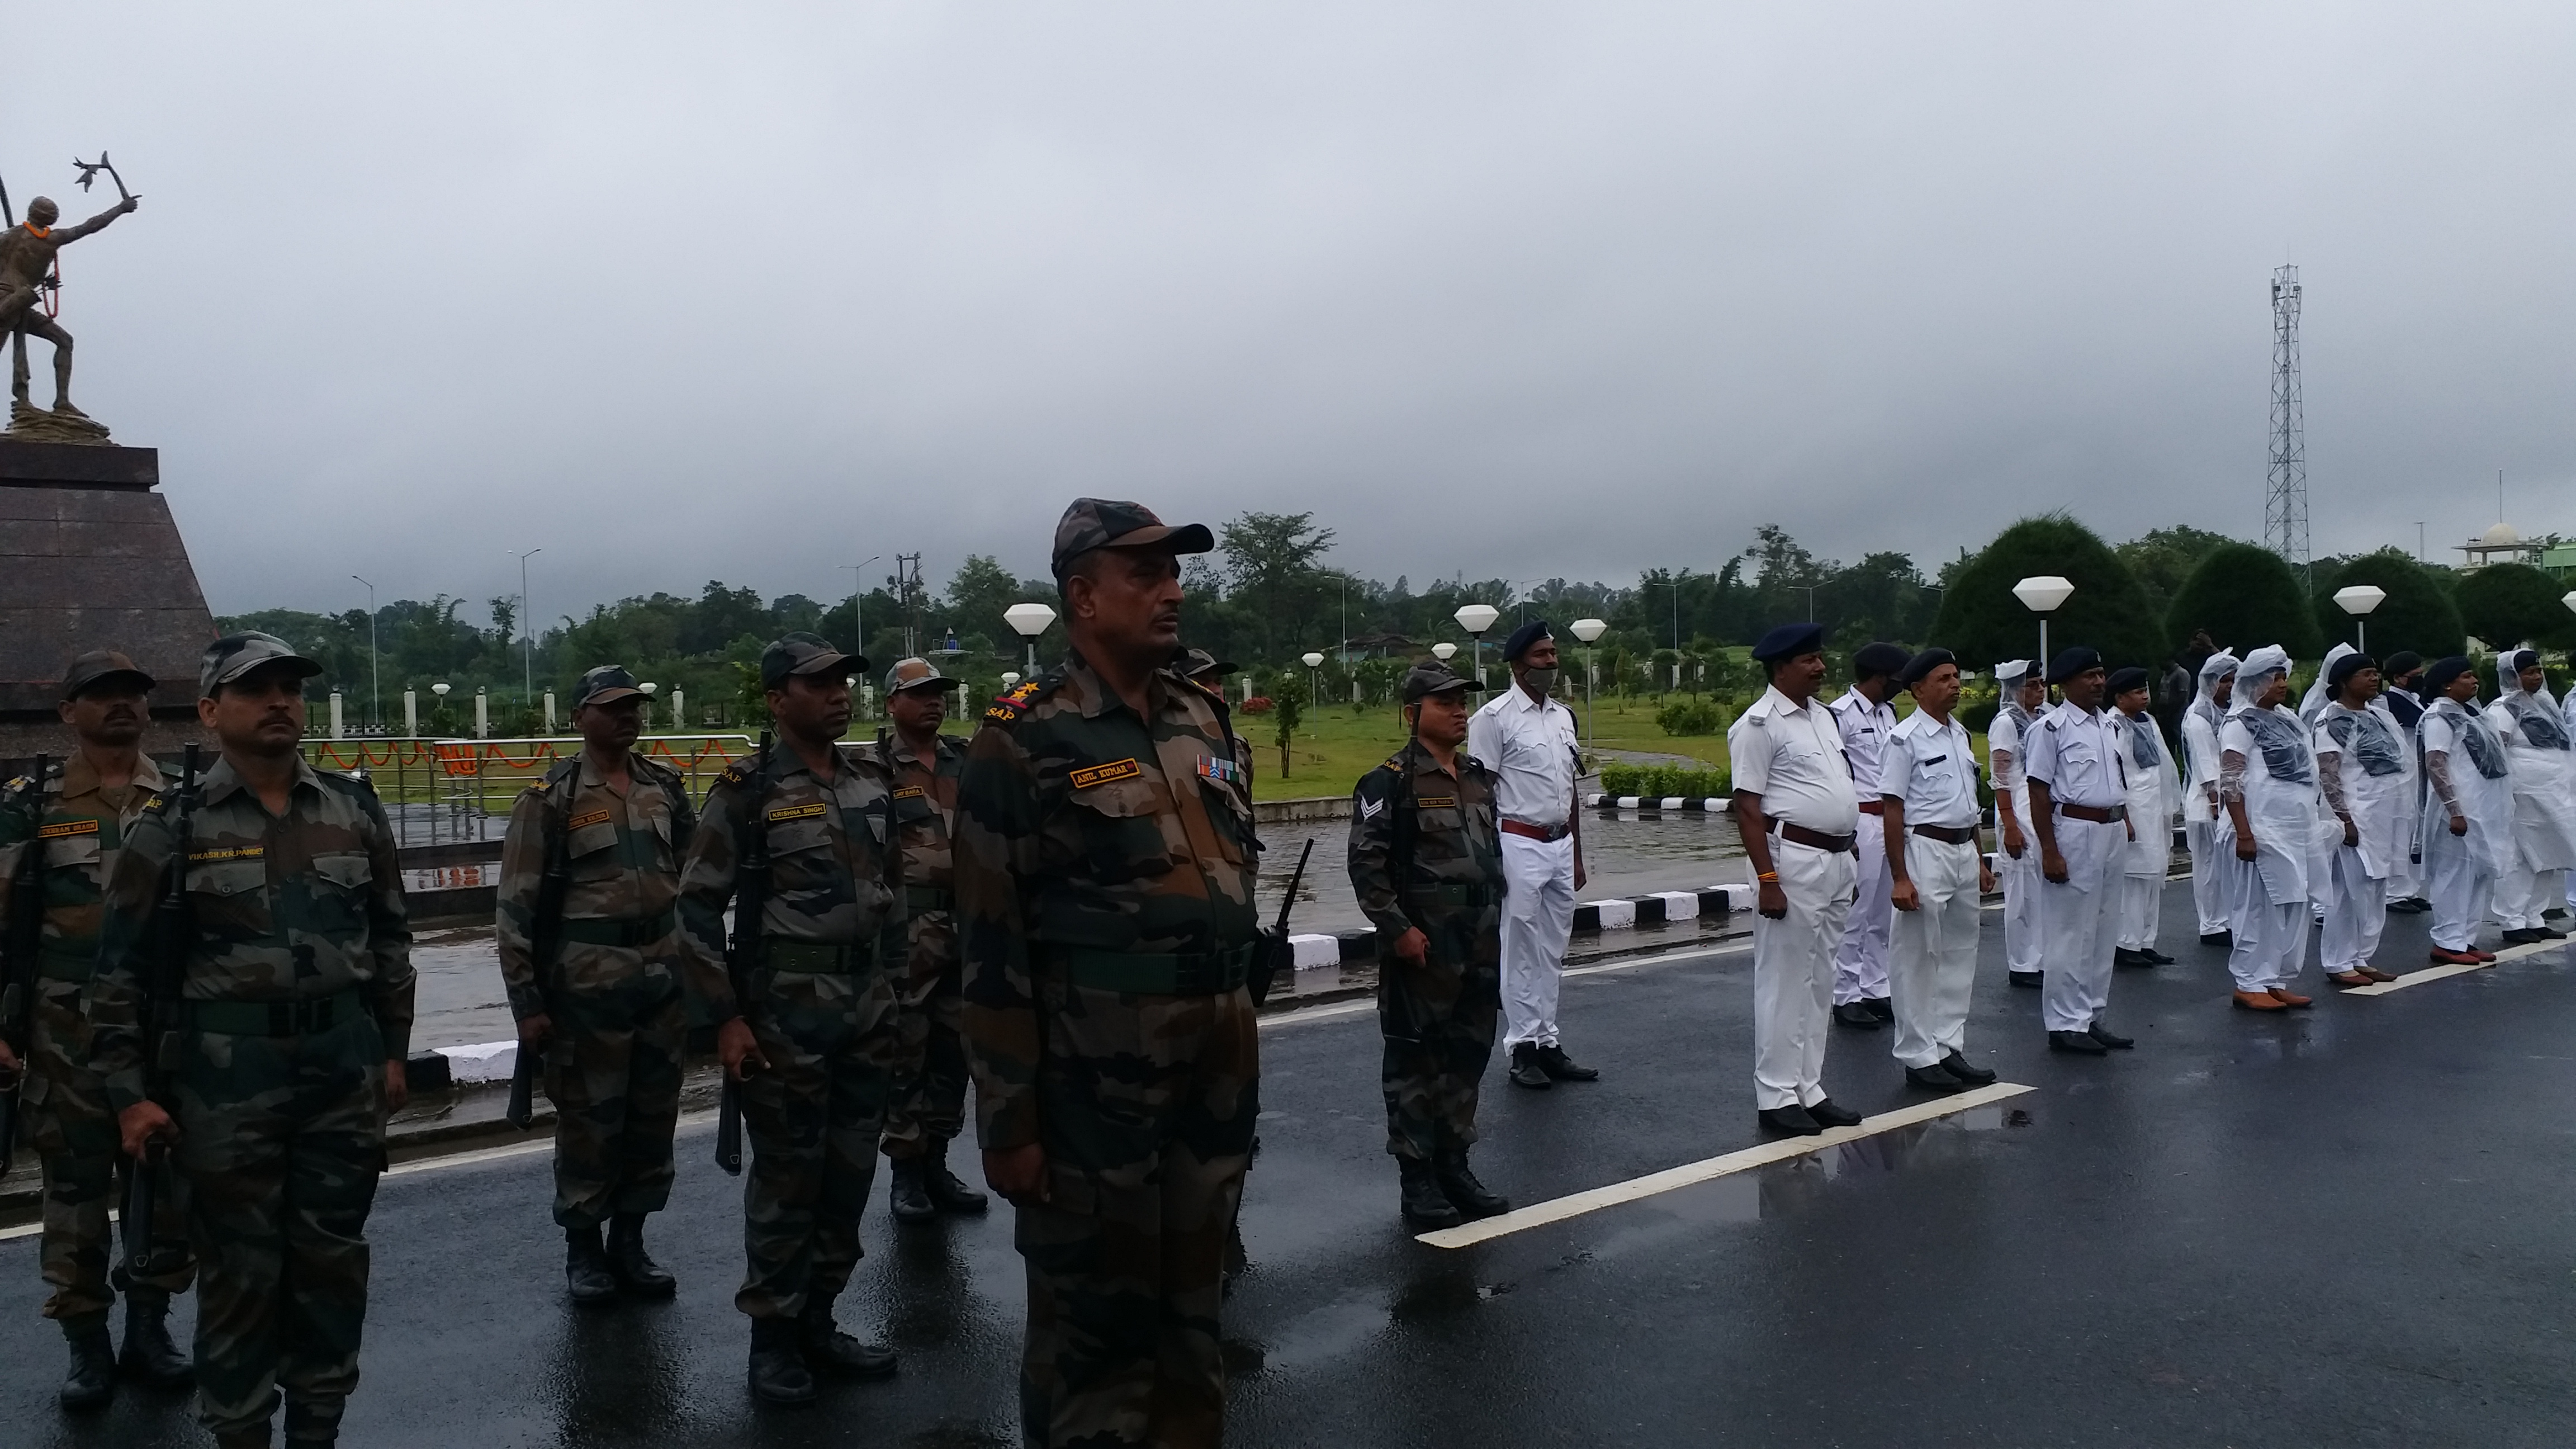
[299, 735, 755, 847]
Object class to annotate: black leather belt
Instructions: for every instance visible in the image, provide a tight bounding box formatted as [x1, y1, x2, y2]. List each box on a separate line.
[558, 909, 678, 948]
[1768, 819, 1857, 853]
[2056, 802, 2128, 824]
[1911, 823, 1980, 845]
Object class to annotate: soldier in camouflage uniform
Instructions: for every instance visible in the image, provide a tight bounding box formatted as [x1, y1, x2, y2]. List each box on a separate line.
[1348, 661, 1512, 1230]
[91, 633, 416, 1449]
[866, 656, 989, 1224]
[0, 651, 196, 1409]
[956, 499, 1261, 1449]
[678, 632, 903, 1406]
[496, 665, 696, 1304]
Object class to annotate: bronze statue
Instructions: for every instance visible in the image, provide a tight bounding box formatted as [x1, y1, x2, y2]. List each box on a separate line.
[1, 155, 139, 443]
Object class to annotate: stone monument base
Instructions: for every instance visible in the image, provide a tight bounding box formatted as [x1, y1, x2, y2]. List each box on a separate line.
[0, 438, 215, 764]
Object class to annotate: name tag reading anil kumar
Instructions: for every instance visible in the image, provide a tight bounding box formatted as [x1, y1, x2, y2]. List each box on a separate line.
[1069, 759, 1143, 790]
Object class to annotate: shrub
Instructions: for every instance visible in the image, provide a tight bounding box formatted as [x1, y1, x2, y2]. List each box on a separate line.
[2310, 550, 2464, 659]
[1931, 514, 2162, 676]
[2165, 542, 2322, 660]
[1655, 698, 1728, 736]
[1239, 696, 1274, 714]
[2455, 562, 2573, 651]
[1599, 763, 1730, 799]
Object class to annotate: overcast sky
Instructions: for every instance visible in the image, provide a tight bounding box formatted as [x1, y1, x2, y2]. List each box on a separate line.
[10, 3, 2571, 626]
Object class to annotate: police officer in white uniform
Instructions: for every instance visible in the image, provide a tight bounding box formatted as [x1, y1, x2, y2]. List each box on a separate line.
[2023, 647, 2137, 1055]
[2418, 656, 2513, 965]
[1987, 660, 2047, 989]
[2108, 666, 2182, 968]
[1729, 623, 1864, 1137]
[1466, 619, 1599, 1090]
[2217, 646, 2325, 1011]
[1879, 648, 2000, 1095]
[1829, 643, 1908, 1029]
[2313, 651, 2409, 987]
[2485, 650, 2576, 944]
[2179, 651, 2239, 945]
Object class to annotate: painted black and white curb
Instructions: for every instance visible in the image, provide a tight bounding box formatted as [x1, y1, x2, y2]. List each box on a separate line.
[406, 882, 1760, 1092]
[1587, 793, 1729, 812]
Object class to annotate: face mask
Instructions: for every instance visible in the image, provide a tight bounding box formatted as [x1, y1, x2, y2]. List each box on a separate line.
[1522, 666, 1559, 695]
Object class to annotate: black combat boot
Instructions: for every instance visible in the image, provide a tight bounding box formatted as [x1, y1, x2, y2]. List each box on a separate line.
[1507, 1043, 1553, 1090]
[214, 1428, 273, 1449]
[120, 1286, 195, 1386]
[565, 1225, 619, 1306]
[60, 1325, 117, 1409]
[282, 1398, 341, 1445]
[607, 1214, 677, 1299]
[749, 1316, 817, 1406]
[887, 1157, 938, 1224]
[1398, 1159, 1463, 1229]
[1433, 1148, 1510, 1219]
[923, 1138, 989, 1215]
[799, 1295, 898, 1379]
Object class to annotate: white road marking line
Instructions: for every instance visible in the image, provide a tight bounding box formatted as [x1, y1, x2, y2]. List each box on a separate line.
[2344, 936, 2564, 995]
[1415, 1081, 2035, 1249]
[1260, 941, 1753, 1030]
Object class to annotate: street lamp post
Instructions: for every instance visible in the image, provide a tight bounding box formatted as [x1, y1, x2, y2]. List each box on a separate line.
[1301, 651, 1324, 724]
[1570, 617, 1607, 763]
[1003, 602, 1057, 679]
[2333, 584, 2388, 654]
[1453, 603, 1500, 690]
[2012, 575, 2076, 681]
[1430, 642, 1456, 663]
[351, 574, 378, 728]
[510, 548, 543, 713]
[848, 555, 881, 654]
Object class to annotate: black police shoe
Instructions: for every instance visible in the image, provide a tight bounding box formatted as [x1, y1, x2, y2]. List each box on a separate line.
[924, 1139, 990, 1214]
[2499, 927, 2542, 945]
[2008, 970, 2043, 989]
[1435, 1148, 1510, 1218]
[1865, 996, 1895, 1021]
[2087, 1022, 2135, 1050]
[1757, 1105, 1823, 1137]
[749, 1317, 817, 1405]
[888, 1159, 939, 1224]
[60, 1327, 116, 1410]
[1399, 1159, 1464, 1229]
[1940, 1051, 1999, 1086]
[565, 1225, 619, 1306]
[608, 1214, 678, 1298]
[119, 1287, 193, 1386]
[1535, 1044, 1600, 1082]
[1832, 1001, 1885, 1029]
[2387, 897, 2430, 915]
[1906, 1062, 1968, 1094]
[2144, 949, 2176, 965]
[1806, 1097, 1863, 1128]
[2113, 948, 2153, 969]
[2200, 930, 2234, 948]
[2048, 1030, 2109, 1054]
[283, 1398, 342, 1445]
[800, 1298, 897, 1380]
[2539, 924, 2570, 940]
[1508, 1043, 1553, 1090]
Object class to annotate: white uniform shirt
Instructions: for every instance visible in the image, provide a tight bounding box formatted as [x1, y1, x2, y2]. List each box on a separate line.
[2180, 705, 2226, 823]
[1467, 683, 1579, 830]
[1728, 685, 1860, 834]
[1829, 688, 1898, 795]
[2023, 700, 2129, 811]
[1880, 711, 1980, 830]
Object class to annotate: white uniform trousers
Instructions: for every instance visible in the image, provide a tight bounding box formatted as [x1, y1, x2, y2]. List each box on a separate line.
[2185, 818, 2229, 935]
[1753, 840, 1857, 1110]
[1832, 812, 1893, 1005]
[1499, 832, 1576, 1050]
[2225, 861, 2312, 992]
[2320, 845, 2387, 973]
[2000, 849, 2042, 975]
[2425, 829, 2496, 953]
[2116, 873, 2163, 952]
[1890, 835, 1981, 1070]
[2038, 819, 2125, 1033]
[2494, 862, 2564, 932]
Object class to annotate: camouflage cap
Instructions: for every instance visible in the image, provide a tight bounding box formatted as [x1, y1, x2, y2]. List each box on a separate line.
[760, 631, 861, 691]
[1178, 647, 1239, 680]
[1050, 498, 1215, 579]
[61, 648, 155, 700]
[1401, 660, 1473, 704]
[572, 664, 648, 709]
[883, 656, 963, 694]
[200, 632, 323, 698]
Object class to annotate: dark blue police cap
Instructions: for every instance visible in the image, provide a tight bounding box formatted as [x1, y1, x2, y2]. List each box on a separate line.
[2046, 646, 2104, 684]
[1896, 647, 1954, 687]
[1852, 642, 1910, 680]
[2106, 665, 2149, 694]
[1502, 618, 1554, 662]
[1751, 622, 1825, 664]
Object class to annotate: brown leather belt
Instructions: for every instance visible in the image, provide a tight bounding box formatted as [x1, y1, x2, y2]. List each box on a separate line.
[1767, 819, 1857, 853]
[1500, 819, 1572, 843]
[1855, 800, 1884, 816]
[1911, 823, 1979, 845]
[2056, 802, 2128, 824]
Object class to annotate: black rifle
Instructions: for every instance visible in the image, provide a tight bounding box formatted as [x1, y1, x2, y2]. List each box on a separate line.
[0, 756, 51, 1177]
[1249, 837, 1315, 1007]
[125, 744, 198, 1279]
[505, 764, 577, 1130]
[713, 731, 774, 1176]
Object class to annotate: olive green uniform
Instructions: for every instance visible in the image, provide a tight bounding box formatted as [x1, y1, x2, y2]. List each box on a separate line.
[869, 729, 971, 1162]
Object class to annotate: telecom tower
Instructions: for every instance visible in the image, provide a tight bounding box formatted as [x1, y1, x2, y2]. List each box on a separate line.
[2265, 264, 2310, 579]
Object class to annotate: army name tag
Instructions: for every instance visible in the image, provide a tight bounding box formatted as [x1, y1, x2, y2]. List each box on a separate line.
[892, 785, 927, 800]
[567, 809, 614, 831]
[766, 803, 827, 822]
[1415, 795, 1457, 808]
[1069, 759, 1142, 790]
[37, 818, 101, 839]
[190, 845, 265, 863]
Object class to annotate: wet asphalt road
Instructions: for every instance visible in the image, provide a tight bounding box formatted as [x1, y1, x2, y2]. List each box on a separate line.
[7, 886, 2575, 1448]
